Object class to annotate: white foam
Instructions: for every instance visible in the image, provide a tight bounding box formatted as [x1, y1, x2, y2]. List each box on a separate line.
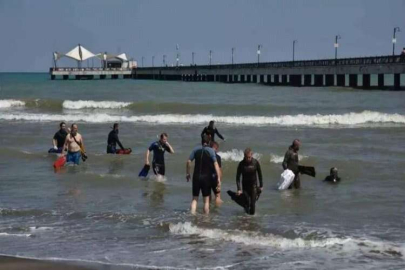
[62, 100, 131, 109]
[1, 111, 404, 127]
[169, 222, 405, 256]
[269, 154, 308, 164]
[218, 149, 262, 162]
[0, 99, 25, 108]
[0, 232, 32, 237]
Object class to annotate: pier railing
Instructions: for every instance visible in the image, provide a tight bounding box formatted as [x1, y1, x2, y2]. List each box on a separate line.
[138, 55, 405, 70]
[50, 67, 131, 72]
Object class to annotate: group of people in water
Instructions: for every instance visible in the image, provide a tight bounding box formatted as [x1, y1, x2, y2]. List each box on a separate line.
[49, 120, 341, 215]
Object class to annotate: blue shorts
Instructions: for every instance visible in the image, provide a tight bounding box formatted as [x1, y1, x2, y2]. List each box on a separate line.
[67, 151, 81, 165]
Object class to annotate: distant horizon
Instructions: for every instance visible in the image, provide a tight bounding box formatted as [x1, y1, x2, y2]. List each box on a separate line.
[0, 0, 404, 72]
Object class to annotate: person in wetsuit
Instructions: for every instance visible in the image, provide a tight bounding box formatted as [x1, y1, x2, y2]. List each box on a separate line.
[49, 122, 68, 153]
[107, 123, 125, 154]
[324, 167, 341, 183]
[186, 135, 221, 214]
[201, 120, 224, 142]
[145, 133, 174, 177]
[235, 148, 263, 215]
[210, 141, 223, 205]
[282, 139, 301, 189]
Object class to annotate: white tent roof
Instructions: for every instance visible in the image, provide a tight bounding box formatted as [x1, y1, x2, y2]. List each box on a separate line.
[53, 52, 64, 61]
[95, 52, 117, 61]
[65, 44, 95, 61]
[117, 53, 128, 61]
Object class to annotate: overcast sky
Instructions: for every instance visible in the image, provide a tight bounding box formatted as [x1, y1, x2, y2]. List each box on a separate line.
[0, 0, 404, 72]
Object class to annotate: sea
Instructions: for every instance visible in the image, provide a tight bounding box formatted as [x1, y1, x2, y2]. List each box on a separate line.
[0, 73, 404, 269]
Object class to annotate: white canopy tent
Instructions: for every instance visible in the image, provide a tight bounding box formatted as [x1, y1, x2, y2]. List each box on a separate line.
[65, 44, 96, 61]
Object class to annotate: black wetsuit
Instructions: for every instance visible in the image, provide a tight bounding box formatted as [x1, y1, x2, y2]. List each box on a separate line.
[282, 147, 300, 189]
[324, 175, 341, 183]
[149, 141, 171, 175]
[107, 130, 124, 154]
[236, 158, 263, 215]
[211, 153, 222, 195]
[201, 127, 224, 142]
[189, 146, 217, 197]
[49, 129, 68, 153]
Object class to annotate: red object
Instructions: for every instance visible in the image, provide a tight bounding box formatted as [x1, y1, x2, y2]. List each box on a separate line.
[53, 156, 66, 169]
[116, 148, 132, 155]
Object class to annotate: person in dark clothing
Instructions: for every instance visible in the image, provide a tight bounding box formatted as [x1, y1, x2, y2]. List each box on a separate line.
[186, 135, 221, 214]
[201, 120, 224, 142]
[324, 167, 341, 183]
[145, 133, 174, 177]
[210, 141, 223, 204]
[234, 148, 263, 215]
[282, 139, 301, 189]
[48, 122, 68, 153]
[107, 123, 125, 154]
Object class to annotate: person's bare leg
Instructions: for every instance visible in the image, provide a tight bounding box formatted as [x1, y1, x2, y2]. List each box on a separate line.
[215, 193, 223, 205]
[190, 197, 198, 214]
[203, 196, 210, 214]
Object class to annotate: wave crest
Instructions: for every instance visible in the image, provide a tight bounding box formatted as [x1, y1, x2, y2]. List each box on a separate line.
[0, 99, 25, 108]
[218, 149, 262, 162]
[62, 100, 131, 109]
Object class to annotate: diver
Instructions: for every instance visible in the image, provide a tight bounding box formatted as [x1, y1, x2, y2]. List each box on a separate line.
[107, 123, 125, 154]
[145, 133, 174, 177]
[210, 141, 223, 205]
[186, 135, 221, 214]
[228, 148, 263, 215]
[324, 167, 341, 183]
[282, 139, 301, 189]
[48, 121, 68, 153]
[201, 120, 225, 142]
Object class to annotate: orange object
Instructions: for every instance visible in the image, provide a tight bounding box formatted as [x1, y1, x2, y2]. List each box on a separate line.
[53, 156, 66, 169]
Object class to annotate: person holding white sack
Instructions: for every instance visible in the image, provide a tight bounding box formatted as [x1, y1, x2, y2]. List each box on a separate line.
[281, 139, 301, 189]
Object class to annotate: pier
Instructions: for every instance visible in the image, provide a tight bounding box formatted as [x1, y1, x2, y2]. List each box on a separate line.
[132, 55, 405, 90]
[50, 67, 132, 80]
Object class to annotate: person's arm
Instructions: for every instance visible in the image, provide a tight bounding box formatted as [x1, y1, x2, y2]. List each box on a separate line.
[201, 127, 207, 138]
[236, 162, 242, 194]
[165, 142, 174, 154]
[215, 128, 224, 140]
[145, 149, 150, 165]
[257, 161, 263, 189]
[214, 161, 221, 190]
[186, 160, 192, 182]
[62, 135, 69, 156]
[114, 133, 124, 149]
[282, 151, 289, 170]
[52, 138, 58, 149]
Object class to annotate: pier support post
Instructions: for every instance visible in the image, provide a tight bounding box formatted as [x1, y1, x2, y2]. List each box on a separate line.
[363, 74, 371, 89]
[51, 75, 55, 80]
[394, 73, 400, 90]
[378, 74, 384, 88]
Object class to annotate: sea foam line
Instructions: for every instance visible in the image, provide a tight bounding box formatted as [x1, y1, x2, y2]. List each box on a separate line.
[169, 222, 405, 256]
[62, 100, 132, 109]
[0, 111, 404, 126]
[0, 99, 25, 108]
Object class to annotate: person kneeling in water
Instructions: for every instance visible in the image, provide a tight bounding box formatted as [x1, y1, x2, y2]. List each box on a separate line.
[324, 167, 341, 183]
[228, 148, 263, 215]
[107, 123, 125, 154]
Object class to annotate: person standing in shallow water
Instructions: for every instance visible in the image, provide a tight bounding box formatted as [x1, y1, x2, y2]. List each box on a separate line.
[145, 133, 174, 177]
[186, 135, 221, 214]
[210, 141, 223, 205]
[49, 122, 68, 153]
[235, 148, 263, 215]
[107, 123, 125, 154]
[282, 139, 301, 189]
[62, 124, 86, 165]
[201, 120, 225, 142]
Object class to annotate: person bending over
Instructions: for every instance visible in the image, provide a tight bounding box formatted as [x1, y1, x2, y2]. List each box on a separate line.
[107, 123, 125, 154]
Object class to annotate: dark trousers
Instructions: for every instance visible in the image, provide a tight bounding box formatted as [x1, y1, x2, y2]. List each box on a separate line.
[243, 183, 258, 215]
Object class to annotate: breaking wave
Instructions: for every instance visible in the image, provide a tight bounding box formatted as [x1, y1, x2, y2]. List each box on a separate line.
[218, 149, 262, 161]
[0, 111, 404, 127]
[169, 222, 405, 256]
[62, 100, 132, 109]
[0, 99, 25, 108]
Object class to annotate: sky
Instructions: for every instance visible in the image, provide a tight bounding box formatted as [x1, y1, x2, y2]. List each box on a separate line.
[0, 0, 404, 72]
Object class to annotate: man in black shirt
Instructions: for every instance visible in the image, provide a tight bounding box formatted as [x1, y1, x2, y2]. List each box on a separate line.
[48, 122, 68, 153]
[107, 123, 125, 154]
[187, 135, 221, 214]
[234, 148, 263, 215]
[282, 139, 301, 189]
[145, 133, 174, 177]
[201, 120, 224, 142]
